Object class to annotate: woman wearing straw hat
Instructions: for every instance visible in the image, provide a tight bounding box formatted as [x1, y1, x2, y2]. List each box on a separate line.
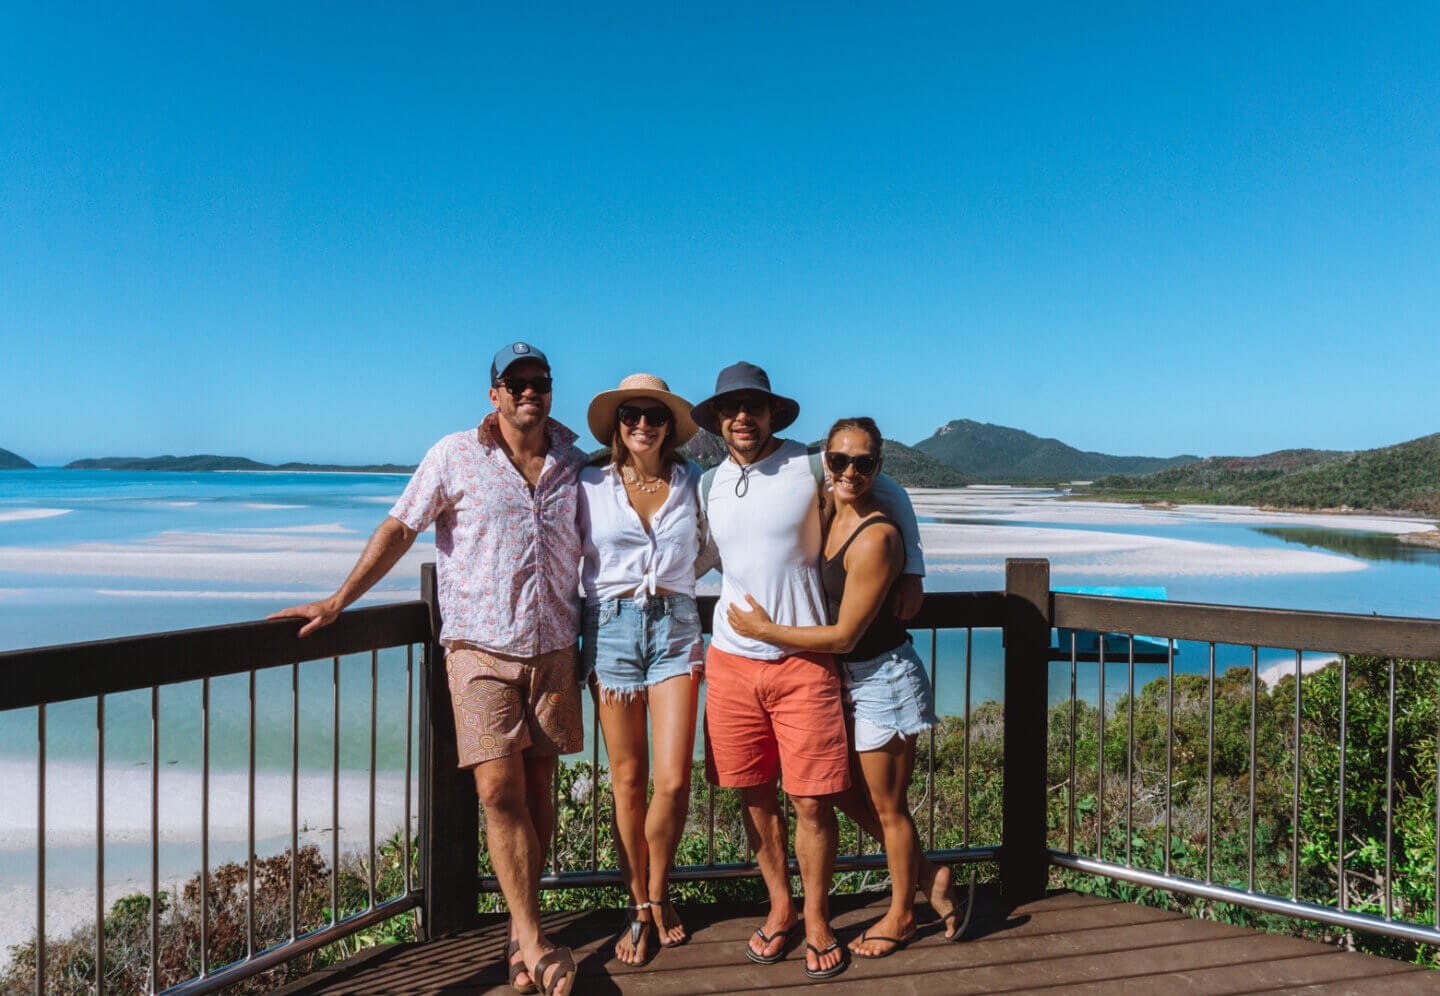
[577, 373, 707, 966]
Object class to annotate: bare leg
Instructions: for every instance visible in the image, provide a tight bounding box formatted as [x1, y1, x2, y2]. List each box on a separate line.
[645, 674, 699, 945]
[790, 793, 843, 975]
[505, 754, 557, 989]
[848, 737, 923, 956]
[741, 782, 799, 959]
[475, 755, 571, 992]
[596, 688, 655, 964]
[834, 736, 959, 933]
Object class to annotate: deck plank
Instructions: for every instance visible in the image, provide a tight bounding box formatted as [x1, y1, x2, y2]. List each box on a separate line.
[277, 888, 1437, 995]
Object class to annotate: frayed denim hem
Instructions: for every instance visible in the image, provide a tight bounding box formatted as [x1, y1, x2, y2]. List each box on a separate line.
[597, 665, 702, 706]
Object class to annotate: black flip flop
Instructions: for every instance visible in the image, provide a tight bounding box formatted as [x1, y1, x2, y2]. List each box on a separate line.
[744, 923, 798, 964]
[940, 869, 979, 942]
[851, 927, 917, 959]
[803, 941, 848, 980]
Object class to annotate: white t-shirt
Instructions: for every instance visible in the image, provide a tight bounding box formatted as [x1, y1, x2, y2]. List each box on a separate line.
[577, 460, 704, 600]
[707, 439, 827, 660]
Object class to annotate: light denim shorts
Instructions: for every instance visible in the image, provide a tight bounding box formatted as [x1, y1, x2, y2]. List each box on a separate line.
[581, 594, 704, 700]
[841, 638, 937, 751]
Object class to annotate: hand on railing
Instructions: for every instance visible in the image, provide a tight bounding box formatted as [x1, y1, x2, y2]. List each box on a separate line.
[269, 596, 345, 638]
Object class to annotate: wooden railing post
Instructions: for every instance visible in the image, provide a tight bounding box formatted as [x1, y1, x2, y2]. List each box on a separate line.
[1002, 558, 1052, 903]
[419, 562, 479, 937]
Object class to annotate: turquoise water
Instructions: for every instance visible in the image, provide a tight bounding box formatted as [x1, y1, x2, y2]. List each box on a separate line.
[3, 470, 1439, 752]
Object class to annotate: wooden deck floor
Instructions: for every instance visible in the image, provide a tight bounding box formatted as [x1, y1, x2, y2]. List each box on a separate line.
[280, 888, 1437, 994]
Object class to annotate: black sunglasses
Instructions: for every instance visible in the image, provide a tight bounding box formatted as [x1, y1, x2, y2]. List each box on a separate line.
[498, 374, 553, 395]
[617, 404, 673, 428]
[713, 395, 770, 419]
[824, 451, 880, 477]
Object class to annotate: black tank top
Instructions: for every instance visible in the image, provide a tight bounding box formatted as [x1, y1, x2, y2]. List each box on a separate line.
[821, 514, 909, 663]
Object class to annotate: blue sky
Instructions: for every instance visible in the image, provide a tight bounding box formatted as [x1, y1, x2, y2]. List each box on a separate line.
[3, 3, 1437, 466]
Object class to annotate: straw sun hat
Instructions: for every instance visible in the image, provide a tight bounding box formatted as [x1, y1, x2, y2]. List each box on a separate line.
[586, 373, 699, 447]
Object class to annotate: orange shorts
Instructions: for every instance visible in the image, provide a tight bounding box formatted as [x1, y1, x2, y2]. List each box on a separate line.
[445, 644, 584, 766]
[702, 645, 850, 797]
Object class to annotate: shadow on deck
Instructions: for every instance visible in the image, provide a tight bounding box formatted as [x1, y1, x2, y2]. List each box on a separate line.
[277, 887, 1435, 994]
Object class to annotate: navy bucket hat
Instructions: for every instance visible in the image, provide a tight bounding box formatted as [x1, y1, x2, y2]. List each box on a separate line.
[690, 361, 800, 435]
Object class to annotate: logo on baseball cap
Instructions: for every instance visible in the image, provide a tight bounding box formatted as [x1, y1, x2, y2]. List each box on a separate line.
[490, 342, 551, 384]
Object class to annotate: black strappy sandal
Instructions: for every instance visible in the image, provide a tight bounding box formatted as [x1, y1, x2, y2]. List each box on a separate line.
[612, 903, 655, 965]
[649, 895, 690, 947]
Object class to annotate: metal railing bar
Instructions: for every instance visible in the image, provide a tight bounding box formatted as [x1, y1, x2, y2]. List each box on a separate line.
[1291, 650, 1301, 902]
[1053, 594, 1440, 662]
[1206, 642, 1215, 884]
[963, 627, 972, 848]
[1338, 654, 1349, 912]
[96, 695, 106, 996]
[201, 677, 211, 977]
[1385, 657, 1396, 921]
[158, 894, 422, 996]
[1067, 631, 1077, 854]
[36, 703, 47, 996]
[369, 650, 378, 911]
[927, 629, 938, 851]
[290, 662, 300, 942]
[403, 645, 414, 896]
[706, 779, 715, 867]
[1097, 636, 1106, 861]
[479, 845, 1001, 892]
[330, 657, 339, 926]
[0, 603, 431, 711]
[1125, 635, 1135, 867]
[1049, 851, 1440, 948]
[246, 669, 256, 959]
[1248, 646, 1257, 893]
[1165, 638, 1174, 878]
[150, 684, 160, 995]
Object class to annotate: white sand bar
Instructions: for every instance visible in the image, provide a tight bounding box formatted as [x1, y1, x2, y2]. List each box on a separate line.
[0, 508, 71, 523]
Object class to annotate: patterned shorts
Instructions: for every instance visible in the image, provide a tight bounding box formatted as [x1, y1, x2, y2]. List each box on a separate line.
[444, 644, 584, 767]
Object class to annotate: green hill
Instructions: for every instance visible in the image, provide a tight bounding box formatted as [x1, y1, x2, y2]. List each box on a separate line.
[1089, 434, 1440, 515]
[0, 447, 36, 470]
[914, 419, 1198, 481]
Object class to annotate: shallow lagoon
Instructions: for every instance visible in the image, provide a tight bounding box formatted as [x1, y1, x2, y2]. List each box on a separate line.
[2, 471, 1438, 943]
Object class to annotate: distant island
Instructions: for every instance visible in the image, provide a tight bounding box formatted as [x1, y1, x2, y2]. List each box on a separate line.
[0, 447, 36, 470]
[912, 419, 1199, 482]
[65, 455, 415, 474]
[1079, 433, 1440, 517]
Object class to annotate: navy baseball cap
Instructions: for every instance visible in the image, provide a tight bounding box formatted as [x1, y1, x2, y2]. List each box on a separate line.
[490, 342, 551, 384]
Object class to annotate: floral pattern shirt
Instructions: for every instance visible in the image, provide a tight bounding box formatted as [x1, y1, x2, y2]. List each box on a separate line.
[389, 414, 586, 656]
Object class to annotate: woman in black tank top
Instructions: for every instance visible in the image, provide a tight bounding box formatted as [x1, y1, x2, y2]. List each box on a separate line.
[728, 418, 967, 958]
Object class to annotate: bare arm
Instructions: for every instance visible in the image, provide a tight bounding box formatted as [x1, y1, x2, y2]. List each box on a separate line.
[726, 523, 902, 654]
[268, 516, 417, 637]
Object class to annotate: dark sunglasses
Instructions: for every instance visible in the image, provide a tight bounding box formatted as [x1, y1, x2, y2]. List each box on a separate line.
[498, 374, 553, 395]
[824, 451, 880, 477]
[617, 404, 672, 428]
[713, 396, 770, 419]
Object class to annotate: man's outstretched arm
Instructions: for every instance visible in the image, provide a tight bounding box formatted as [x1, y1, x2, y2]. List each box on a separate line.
[268, 516, 417, 637]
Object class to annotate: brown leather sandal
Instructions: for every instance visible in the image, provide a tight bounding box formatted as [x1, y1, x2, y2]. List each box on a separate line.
[530, 946, 577, 996]
[507, 938, 538, 994]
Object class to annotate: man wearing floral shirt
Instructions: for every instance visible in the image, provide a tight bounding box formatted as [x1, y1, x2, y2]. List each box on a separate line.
[271, 341, 585, 995]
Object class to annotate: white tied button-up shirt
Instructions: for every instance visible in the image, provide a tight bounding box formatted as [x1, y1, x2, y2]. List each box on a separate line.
[577, 460, 707, 600]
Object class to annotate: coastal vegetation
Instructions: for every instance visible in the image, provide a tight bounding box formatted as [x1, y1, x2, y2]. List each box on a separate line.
[9, 652, 1437, 991]
[1086, 433, 1440, 515]
[0, 447, 36, 470]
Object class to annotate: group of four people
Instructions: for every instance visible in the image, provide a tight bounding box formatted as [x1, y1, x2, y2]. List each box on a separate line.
[273, 343, 969, 995]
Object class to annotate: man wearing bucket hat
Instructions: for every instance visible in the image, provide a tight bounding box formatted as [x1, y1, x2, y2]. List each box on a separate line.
[691, 361, 926, 980]
[578, 373, 708, 964]
[271, 341, 585, 996]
